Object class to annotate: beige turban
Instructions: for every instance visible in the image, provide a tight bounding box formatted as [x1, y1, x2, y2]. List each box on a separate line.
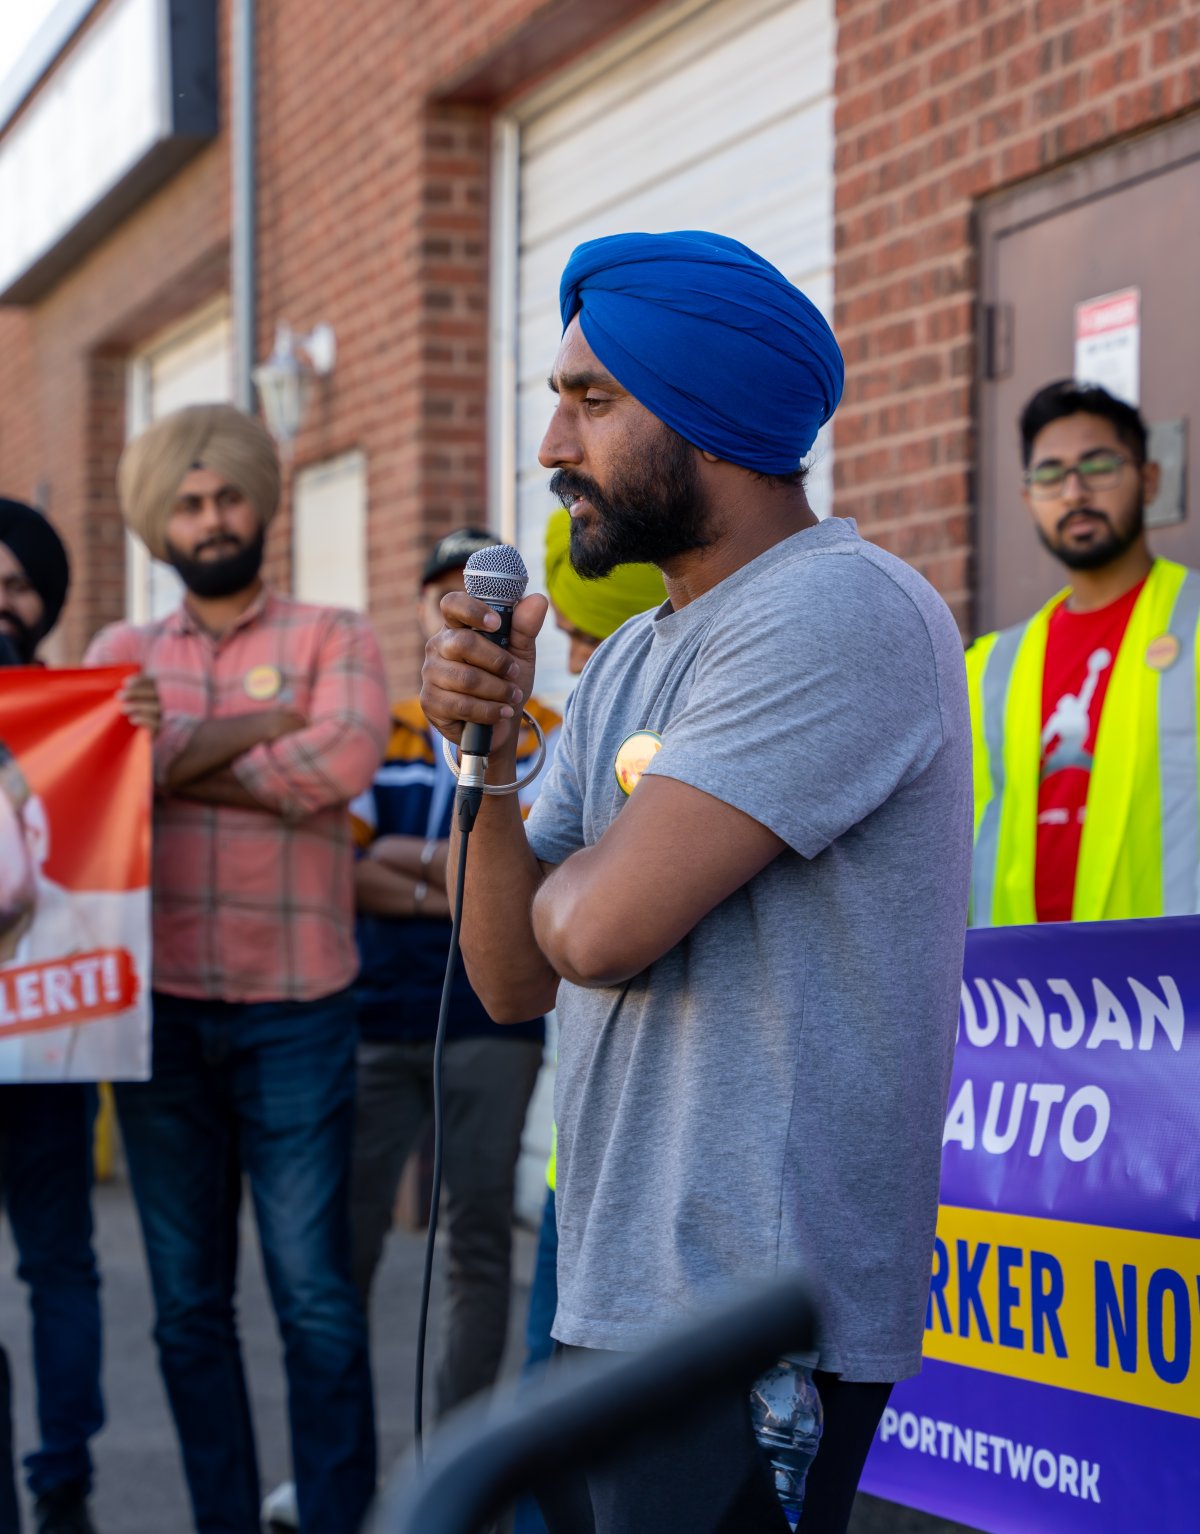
[118, 404, 281, 561]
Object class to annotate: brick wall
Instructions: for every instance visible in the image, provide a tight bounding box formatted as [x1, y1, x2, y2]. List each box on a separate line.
[0, 0, 655, 684]
[254, 0, 657, 688]
[0, 0, 229, 662]
[0, 310, 39, 504]
[833, 0, 1200, 633]
[249, 2, 501, 683]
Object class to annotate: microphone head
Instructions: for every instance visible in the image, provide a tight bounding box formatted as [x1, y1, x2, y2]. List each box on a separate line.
[463, 543, 529, 609]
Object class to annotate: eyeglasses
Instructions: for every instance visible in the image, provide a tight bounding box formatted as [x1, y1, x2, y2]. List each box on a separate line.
[1024, 452, 1130, 499]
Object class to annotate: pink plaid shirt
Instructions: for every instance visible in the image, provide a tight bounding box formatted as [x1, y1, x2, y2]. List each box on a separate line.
[85, 589, 389, 1002]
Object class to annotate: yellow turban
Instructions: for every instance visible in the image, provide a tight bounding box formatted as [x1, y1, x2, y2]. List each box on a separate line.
[543, 509, 666, 640]
[118, 404, 281, 562]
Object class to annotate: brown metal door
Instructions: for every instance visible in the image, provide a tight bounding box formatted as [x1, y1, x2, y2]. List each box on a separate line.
[976, 116, 1200, 636]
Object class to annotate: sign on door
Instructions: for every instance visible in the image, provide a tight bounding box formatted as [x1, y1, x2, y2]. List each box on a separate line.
[1074, 288, 1140, 405]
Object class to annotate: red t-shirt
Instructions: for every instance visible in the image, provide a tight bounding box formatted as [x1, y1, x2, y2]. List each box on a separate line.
[1035, 580, 1145, 922]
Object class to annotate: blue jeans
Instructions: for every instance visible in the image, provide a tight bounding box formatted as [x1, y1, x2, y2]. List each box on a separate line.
[0, 1083, 103, 1498]
[116, 990, 376, 1534]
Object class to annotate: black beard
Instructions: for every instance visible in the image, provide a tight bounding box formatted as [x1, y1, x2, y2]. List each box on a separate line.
[549, 427, 710, 579]
[0, 610, 38, 663]
[1038, 496, 1145, 572]
[166, 528, 266, 598]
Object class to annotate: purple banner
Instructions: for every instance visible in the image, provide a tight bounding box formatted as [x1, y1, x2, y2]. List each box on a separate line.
[860, 916, 1200, 1531]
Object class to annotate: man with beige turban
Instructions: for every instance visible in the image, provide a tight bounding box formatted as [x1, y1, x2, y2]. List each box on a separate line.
[85, 404, 388, 1534]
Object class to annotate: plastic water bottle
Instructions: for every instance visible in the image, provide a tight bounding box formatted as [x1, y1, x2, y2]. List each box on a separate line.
[749, 1359, 823, 1528]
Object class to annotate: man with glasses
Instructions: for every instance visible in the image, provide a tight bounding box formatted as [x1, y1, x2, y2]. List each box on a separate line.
[967, 378, 1199, 925]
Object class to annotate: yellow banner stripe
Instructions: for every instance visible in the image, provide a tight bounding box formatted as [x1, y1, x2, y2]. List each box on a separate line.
[924, 1206, 1199, 1418]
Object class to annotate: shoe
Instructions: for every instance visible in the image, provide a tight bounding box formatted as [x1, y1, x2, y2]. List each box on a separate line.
[33, 1481, 96, 1534]
[261, 1481, 299, 1530]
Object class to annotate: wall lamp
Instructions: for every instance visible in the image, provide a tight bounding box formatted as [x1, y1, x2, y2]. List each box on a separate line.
[252, 321, 336, 449]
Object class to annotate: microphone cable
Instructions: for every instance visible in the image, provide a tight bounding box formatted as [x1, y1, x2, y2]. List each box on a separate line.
[411, 726, 546, 1455]
[412, 791, 474, 1461]
[412, 542, 546, 1462]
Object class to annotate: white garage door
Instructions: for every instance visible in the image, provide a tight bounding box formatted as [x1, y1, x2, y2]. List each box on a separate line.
[498, 0, 835, 1219]
[293, 451, 368, 612]
[501, 0, 836, 707]
[125, 302, 233, 622]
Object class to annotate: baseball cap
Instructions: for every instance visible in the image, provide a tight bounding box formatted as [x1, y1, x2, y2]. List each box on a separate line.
[421, 526, 498, 586]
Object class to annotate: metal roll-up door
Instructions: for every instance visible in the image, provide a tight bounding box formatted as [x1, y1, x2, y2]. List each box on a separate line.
[500, 0, 837, 706]
[496, 0, 836, 1217]
[126, 303, 233, 622]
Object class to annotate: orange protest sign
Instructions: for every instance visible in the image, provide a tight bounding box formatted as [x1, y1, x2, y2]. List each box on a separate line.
[0, 948, 141, 1035]
[0, 668, 151, 1081]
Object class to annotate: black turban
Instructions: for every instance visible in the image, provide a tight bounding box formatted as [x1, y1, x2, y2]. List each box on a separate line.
[0, 499, 71, 643]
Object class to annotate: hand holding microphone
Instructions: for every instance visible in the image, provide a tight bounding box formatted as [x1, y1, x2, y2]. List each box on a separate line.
[419, 545, 549, 826]
[458, 546, 530, 793]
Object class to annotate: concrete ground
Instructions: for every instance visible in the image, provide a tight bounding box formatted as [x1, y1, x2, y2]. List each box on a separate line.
[0, 1179, 977, 1533]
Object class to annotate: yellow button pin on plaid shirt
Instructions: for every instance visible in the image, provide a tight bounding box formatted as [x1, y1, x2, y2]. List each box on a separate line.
[244, 663, 283, 700]
[614, 730, 662, 796]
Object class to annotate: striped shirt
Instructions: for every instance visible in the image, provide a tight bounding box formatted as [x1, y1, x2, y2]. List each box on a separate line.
[85, 588, 389, 1002]
[350, 695, 561, 1041]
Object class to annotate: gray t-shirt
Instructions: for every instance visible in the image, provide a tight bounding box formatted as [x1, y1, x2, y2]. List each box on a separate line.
[525, 517, 971, 1381]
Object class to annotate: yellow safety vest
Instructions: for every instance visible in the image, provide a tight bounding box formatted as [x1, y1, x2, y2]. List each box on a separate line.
[967, 559, 1200, 925]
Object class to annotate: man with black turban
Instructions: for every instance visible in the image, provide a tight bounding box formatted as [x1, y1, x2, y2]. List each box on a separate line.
[0, 499, 70, 664]
[422, 231, 972, 1533]
[0, 501, 106, 1534]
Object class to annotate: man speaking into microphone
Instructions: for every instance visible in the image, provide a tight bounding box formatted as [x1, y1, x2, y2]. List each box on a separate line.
[421, 232, 972, 1534]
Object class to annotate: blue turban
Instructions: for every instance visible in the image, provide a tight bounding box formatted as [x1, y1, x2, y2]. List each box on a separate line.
[559, 231, 843, 473]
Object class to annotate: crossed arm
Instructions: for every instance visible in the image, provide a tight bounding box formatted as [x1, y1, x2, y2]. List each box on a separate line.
[354, 835, 453, 919]
[449, 767, 783, 1021]
[162, 712, 305, 809]
[87, 614, 389, 818]
[422, 590, 784, 1022]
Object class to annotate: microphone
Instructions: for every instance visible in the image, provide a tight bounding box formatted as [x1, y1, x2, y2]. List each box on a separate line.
[456, 544, 529, 828]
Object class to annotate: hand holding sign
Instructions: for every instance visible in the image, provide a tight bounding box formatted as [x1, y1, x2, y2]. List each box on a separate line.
[118, 673, 161, 734]
[0, 668, 151, 1081]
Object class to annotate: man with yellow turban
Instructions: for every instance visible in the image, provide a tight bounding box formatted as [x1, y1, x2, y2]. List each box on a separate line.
[85, 403, 388, 1534]
[542, 507, 666, 674]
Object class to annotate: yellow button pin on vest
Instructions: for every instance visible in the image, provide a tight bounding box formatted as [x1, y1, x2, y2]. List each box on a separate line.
[614, 730, 662, 796]
[1144, 634, 1180, 672]
[243, 663, 283, 701]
